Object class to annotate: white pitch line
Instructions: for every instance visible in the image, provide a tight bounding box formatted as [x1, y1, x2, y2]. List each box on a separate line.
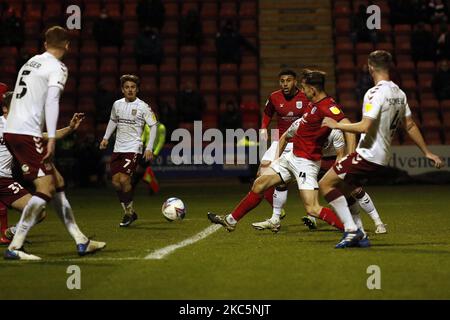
[145, 224, 221, 260]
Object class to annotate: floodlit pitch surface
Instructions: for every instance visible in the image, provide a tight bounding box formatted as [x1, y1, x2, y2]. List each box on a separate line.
[1, 182, 449, 299]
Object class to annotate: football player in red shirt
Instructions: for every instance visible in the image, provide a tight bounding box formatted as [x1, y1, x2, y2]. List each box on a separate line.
[254, 69, 310, 229]
[208, 70, 349, 233]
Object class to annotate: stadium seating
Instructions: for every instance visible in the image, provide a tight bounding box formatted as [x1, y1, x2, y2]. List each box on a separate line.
[332, 0, 447, 144]
[0, 0, 259, 139]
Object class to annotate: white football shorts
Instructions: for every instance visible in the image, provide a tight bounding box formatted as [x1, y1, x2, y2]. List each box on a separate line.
[270, 151, 320, 190]
[261, 141, 293, 162]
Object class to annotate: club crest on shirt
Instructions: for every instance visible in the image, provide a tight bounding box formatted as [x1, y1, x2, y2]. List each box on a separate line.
[132, 109, 137, 116]
[21, 164, 29, 173]
[311, 106, 317, 114]
[329, 106, 341, 115]
[296, 101, 303, 109]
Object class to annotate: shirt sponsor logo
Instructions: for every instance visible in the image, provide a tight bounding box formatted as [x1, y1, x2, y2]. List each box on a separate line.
[330, 106, 341, 115]
[296, 101, 303, 109]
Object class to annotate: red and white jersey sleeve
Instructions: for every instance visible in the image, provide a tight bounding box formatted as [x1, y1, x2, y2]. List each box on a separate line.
[0, 117, 13, 178]
[357, 80, 409, 166]
[5, 52, 68, 137]
[112, 97, 157, 154]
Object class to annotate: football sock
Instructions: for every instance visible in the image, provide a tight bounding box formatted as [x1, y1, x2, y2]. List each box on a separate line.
[226, 214, 237, 225]
[231, 191, 263, 221]
[272, 188, 287, 222]
[347, 197, 365, 233]
[317, 207, 344, 230]
[324, 189, 357, 232]
[354, 190, 382, 225]
[53, 191, 88, 245]
[117, 190, 134, 215]
[0, 205, 7, 235]
[263, 187, 274, 207]
[9, 195, 47, 250]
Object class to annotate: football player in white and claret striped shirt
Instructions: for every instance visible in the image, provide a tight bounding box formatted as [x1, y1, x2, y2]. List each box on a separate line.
[3, 26, 106, 260]
[100, 74, 158, 227]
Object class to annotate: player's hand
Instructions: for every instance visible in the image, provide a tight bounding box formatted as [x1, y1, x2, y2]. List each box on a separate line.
[322, 117, 338, 129]
[426, 152, 443, 169]
[99, 139, 108, 150]
[259, 128, 268, 141]
[69, 113, 85, 131]
[144, 150, 154, 162]
[43, 138, 55, 163]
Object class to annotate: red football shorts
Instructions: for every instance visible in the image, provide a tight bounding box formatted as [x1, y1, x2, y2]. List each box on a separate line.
[4, 133, 54, 181]
[110, 152, 142, 177]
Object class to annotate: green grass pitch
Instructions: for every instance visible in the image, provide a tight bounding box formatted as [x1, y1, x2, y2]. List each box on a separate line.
[1, 181, 449, 299]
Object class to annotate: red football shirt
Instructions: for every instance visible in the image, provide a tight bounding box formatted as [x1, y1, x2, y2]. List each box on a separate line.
[292, 96, 346, 161]
[263, 89, 309, 137]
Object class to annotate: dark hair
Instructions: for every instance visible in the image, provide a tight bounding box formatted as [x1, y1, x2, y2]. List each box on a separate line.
[2, 91, 13, 108]
[45, 26, 70, 48]
[120, 74, 140, 87]
[278, 69, 297, 79]
[299, 68, 313, 82]
[368, 50, 392, 71]
[303, 70, 326, 91]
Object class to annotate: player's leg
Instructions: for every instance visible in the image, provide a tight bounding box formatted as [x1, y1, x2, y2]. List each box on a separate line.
[117, 172, 138, 226]
[0, 202, 9, 244]
[258, 161, 276, 208]
[338, 182, 366, 235]
[272, 185, 288, 220]
[52, 167, 106, 255]
[2, 134, 53, 259]
[5, 176, 52, 260]
[351, 186, 386, 233]
[319, 153, 367, 248]
[4, 193, 47, 242]
[208, 170, 284, 232]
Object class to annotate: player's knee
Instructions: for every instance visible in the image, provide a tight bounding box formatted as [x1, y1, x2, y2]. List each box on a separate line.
[251, 178, 266, 194]
[111, 176, 122, 190]
[120, 175, 131, 187]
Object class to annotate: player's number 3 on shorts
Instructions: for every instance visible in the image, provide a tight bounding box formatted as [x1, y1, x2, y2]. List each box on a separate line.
[16, 70, 31, 99]
[8, 182, 24, 194]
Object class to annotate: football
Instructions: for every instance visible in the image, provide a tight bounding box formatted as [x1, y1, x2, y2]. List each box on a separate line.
[162, 197, 186, 221]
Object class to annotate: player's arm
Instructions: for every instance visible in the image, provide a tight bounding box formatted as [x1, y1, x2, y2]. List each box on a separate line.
[260, 97, 275, 140]
[322, 116, 373, 134]
[338, 118, 357, 153]
[404, 115, 443, 168]
[42, 86, 61, 162]
[43, 64, 68, 161]
[100, 104, 118, 150]
[43, 113, 85, 141]
[277, 119, 299, 157]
